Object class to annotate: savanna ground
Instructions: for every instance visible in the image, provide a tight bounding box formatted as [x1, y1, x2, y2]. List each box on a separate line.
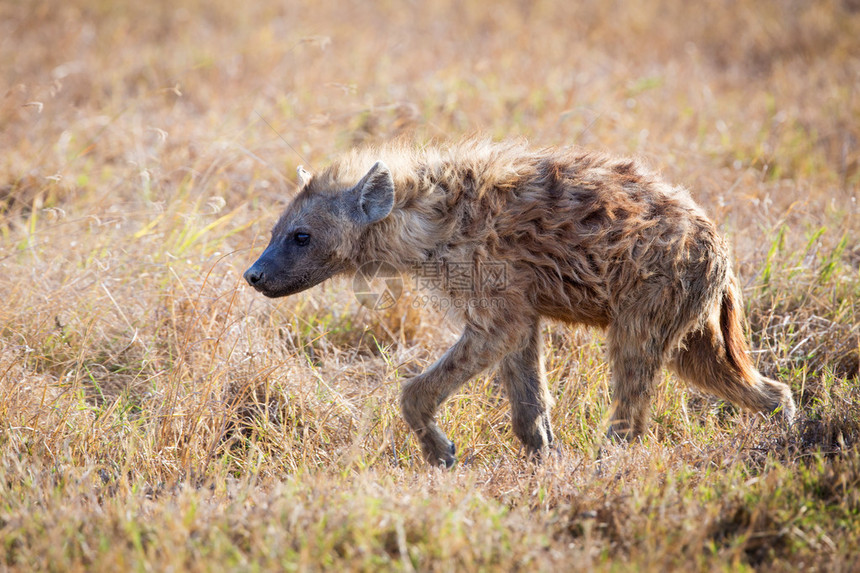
[1, 0, 859, 570]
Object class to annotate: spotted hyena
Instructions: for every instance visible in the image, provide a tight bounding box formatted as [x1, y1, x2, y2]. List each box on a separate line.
[244, 140, 796, 467]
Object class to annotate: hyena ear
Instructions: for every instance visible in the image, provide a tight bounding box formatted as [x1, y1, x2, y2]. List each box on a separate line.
[353, 161, 395, 224]
[296, 165, 312, 188]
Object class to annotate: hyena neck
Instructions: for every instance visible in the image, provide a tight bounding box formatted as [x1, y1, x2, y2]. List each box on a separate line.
[354, 173, 450, 273]
[357, 208, 442, 272]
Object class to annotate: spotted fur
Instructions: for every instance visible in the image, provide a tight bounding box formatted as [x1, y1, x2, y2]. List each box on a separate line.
[245, 139, 796, 467]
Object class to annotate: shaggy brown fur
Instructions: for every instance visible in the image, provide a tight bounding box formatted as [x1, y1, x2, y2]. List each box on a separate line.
[244, 140, 796, 467]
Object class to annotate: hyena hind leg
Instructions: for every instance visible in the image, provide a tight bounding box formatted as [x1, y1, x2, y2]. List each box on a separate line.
[669, 321, 796, 423]
[605, 332, 665, 442]
[498, 320, 554, 459]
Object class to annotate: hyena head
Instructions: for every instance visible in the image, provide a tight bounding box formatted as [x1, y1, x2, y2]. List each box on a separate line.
[243, 161, 395, 298]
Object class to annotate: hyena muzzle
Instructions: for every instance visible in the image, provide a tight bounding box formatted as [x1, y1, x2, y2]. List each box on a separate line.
[244, 141, 796, 467]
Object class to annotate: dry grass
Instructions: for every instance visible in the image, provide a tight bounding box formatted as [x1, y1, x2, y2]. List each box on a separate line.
[1, 0, 859, 570]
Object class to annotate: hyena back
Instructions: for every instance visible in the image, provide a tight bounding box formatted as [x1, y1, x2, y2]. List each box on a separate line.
[244, 140, 796, 467]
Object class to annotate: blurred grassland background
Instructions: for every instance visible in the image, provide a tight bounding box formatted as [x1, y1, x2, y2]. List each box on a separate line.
[1, 0, 859, 570]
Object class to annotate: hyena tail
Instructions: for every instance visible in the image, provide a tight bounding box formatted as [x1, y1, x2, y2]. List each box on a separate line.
[670, 277, 796, 423]
[719, 277, 757, 385]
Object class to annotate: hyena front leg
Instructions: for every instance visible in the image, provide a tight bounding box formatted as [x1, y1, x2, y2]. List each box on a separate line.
[498, 319, 555, 459]
[401, 320, 533, 467]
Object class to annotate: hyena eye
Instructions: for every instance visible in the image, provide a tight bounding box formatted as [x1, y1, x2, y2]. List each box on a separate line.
[294, 232, 310, 246]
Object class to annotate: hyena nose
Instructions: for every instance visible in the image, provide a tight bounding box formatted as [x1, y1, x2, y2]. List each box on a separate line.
[243, 266, 264, 286]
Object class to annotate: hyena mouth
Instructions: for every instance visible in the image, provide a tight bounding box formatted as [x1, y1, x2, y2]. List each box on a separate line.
[252, 277, 320, 299]
[244, 266, 301, 298]
[261, 287, 295, 298]
[243, 275, 285, 297]
[252, 284, 293, 298]
[250, 284, 273, 296]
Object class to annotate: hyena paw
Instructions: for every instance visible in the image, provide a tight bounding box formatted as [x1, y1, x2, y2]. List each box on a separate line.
[443, 440, 457, 468]
[605, 423, 641, 444]
[419, 431, 457, 468]
[513, 414, 554, 462]
[431, 438, 457, 469]
[524, 445, 546, 464]
[520, 432, 551, 463]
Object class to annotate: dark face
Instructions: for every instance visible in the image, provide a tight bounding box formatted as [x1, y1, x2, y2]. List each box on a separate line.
[243, 193, 350, 298]
[243, 160, 395, 298]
